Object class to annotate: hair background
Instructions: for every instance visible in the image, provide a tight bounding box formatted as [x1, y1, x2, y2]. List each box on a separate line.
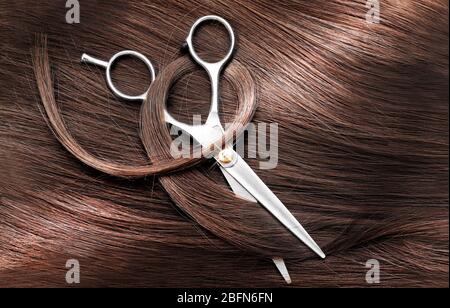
[0, 0, 448, 287]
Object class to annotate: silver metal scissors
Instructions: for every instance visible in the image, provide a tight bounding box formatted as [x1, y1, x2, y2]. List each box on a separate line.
[81, 15, 325, 283]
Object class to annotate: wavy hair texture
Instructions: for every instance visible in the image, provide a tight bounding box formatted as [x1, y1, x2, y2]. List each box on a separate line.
[0, 0, 448, 287]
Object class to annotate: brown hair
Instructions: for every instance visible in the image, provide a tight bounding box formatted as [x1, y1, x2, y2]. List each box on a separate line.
[0, 0, 448, 287]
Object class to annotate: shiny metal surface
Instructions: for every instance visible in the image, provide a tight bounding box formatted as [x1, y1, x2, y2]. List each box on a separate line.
[80, 16, 326, 283]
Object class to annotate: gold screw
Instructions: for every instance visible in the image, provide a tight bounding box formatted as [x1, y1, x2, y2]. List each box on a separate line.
[218, 148, 235, 164]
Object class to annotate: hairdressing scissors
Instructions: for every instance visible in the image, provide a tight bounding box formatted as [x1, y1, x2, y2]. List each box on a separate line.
[81, 15, 325, 283]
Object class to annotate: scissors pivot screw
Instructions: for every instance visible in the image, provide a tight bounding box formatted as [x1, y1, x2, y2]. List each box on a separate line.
[218, 148, 236, 164]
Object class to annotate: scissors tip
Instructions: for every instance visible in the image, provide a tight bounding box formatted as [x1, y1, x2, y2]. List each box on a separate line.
[272, 258, 292, 284]
[313, 246, 326, 259]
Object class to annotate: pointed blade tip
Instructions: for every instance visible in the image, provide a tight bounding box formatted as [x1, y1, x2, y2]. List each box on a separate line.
[272, 258, 292, 285]
[315, 247, 326, 259]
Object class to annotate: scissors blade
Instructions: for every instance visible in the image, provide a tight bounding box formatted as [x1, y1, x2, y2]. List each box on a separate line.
[220, 166, 256, 202]
[217, 152, 326, 259]
[218, 166, 291, 283]
[273, 257, 292, 284]
[171, 124, 293, 282]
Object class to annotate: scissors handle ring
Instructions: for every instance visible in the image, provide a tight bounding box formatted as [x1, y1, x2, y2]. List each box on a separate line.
[81, 50, 156, 102]
[185, 15, 235, 71]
